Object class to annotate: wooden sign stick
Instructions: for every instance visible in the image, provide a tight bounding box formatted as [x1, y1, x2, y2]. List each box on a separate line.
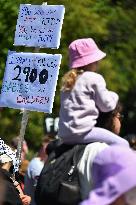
[16, 109, 29, 170]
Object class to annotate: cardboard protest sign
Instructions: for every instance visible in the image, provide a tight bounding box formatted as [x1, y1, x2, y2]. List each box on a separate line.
[14, 4, 65, 48]
[0, 51, 62, 113]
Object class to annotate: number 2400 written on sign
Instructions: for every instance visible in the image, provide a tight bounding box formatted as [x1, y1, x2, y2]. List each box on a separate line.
[12, 65, 48, 84]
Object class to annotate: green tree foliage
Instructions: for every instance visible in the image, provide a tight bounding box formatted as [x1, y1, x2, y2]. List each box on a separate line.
[0, 0, 136, 149]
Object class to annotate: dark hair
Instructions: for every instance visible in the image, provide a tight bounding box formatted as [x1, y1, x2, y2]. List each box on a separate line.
[124, 134, 136, 150]
[46, 139, 62, 156]
[96, 102, 123, 132]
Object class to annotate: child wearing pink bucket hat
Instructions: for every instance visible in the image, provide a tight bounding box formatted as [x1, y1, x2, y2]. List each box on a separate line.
[58, 38, 128, 146]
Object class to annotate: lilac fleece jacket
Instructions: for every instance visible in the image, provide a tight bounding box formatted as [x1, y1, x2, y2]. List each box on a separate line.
[58, 72, 119, 139]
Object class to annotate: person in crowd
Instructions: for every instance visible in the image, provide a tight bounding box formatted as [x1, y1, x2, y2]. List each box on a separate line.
[0, 138, 31, 205]
[41, 102, 127, 202]
[58, 38, 128, 146]
[78, 102, 126, 200]
[0, 153, 23, 205]
[10, 136, 29, 161]
[24, 137, 51, 205]
[80, 145, 136, 205]
[124, 133, 136, 150]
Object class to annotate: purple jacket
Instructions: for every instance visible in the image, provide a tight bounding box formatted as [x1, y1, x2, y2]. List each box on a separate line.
[58, 72, 118, 140]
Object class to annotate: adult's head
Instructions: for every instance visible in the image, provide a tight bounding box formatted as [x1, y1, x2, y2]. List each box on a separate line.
[96, 102, 123, 135]
[37, 136, 53, 161]
[81, 145, 136, 205]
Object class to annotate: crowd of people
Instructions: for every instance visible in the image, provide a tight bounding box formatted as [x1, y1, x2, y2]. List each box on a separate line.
[0, 37, 136, 205]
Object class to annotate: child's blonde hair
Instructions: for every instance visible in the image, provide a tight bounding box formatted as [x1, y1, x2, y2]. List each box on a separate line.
[61, 68, 84, 91]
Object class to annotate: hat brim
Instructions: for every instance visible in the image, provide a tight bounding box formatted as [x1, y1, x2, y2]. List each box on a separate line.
[70, 49, 106, 69]
[81, 165, 136, 205]
[0, 154, 12, 164]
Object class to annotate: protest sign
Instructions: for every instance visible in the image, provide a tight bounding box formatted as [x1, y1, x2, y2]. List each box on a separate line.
[14, 4, 65, 48]
[0, 51, 62, 113]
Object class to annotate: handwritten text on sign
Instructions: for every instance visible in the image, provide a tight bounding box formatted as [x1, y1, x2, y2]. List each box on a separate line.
[0, 51, 62, 113]
[14, 4, 65, 48]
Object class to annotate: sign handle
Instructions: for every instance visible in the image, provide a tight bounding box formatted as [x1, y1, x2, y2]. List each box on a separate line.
[15, 109, 29, 172]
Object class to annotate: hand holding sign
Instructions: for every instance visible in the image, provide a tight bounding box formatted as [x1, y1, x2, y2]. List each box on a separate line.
[0, 51, 62, 113]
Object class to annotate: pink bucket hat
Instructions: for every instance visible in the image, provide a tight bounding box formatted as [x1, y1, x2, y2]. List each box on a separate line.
[81, 145, 136, 205]
[69, 38, 106, 68]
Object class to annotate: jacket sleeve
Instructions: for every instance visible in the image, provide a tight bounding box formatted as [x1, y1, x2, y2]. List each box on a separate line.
[93, 74, 119, 112]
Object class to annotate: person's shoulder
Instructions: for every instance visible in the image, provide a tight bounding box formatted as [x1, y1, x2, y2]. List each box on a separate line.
[78, 143, 109, 171]
[82, 72, 104, 81]
[28, 157, 43, 168]
[0, 168, 13, 182]
[85, 142, 109, 152]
